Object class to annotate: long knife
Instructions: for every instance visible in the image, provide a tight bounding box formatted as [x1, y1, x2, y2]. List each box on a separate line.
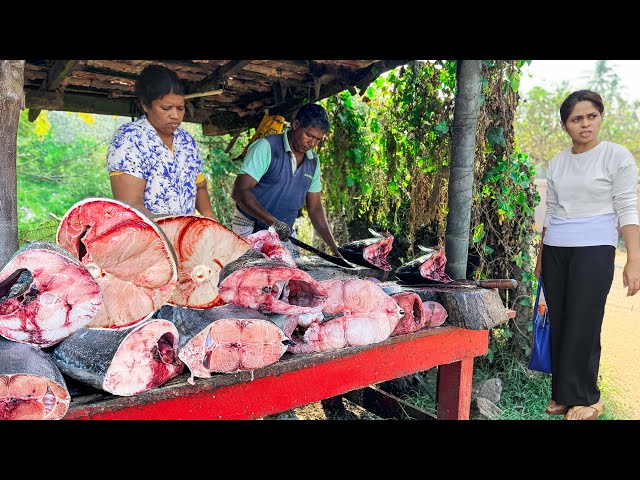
[399, 279, 518, 289]
[289, 237, 357, 269]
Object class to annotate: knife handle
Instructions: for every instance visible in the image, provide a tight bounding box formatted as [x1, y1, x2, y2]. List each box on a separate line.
[476, 279, 518, 289]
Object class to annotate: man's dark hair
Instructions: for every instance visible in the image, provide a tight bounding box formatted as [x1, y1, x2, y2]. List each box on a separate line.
[135, 64, 185, 107]
[560, 90, 605, 125]
[294, 103, 330, 132]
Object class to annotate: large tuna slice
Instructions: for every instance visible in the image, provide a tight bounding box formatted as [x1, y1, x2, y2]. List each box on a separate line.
[338, 230, 394, 271]
[0, 242, 102, 347]
[50, 319, 183, 396]
[56, 197, 178, 329]
[218, 250, 327, 315]
[0, 337, 70, 420]
[284, 279, 404, 354]
[390, 292, 448, 336]
[157, 304, 291, 381]
[156, 215, 251, 309]
[289, 312, 397, 354]
[395, 246, 453, 284]
[245, 228, 296, 267]
[319, 278, 405, 319]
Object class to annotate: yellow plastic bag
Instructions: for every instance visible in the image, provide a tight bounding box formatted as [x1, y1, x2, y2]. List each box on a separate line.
[238, 114, 285, 159]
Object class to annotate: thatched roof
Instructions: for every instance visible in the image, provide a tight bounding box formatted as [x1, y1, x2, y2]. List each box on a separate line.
[23, 59, 409, 135]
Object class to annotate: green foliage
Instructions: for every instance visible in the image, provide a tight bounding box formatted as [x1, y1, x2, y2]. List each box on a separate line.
[17, 111, 122, 241]
[319, 61, 455, 256]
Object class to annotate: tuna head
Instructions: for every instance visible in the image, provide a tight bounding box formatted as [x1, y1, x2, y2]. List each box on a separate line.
[218, 253, 327, 315]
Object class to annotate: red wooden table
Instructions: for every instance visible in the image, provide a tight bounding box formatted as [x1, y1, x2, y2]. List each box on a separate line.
[63, 325, 488, 420]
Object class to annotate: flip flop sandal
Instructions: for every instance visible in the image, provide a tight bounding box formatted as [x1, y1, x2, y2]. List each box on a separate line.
[564, 402, 605, 420]
[545, 400, 569, 415]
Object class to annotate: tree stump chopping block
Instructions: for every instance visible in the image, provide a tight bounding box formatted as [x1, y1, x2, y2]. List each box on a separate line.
[380, 283, 508, 330]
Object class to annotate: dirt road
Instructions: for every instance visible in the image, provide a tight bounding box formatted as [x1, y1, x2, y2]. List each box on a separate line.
[600, 250, 640, 419]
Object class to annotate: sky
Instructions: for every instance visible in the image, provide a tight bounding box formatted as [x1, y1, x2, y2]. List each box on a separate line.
[518, 60, 640, 101]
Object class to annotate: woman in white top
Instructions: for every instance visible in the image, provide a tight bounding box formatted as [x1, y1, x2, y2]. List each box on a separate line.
[534, 90, 640, 420]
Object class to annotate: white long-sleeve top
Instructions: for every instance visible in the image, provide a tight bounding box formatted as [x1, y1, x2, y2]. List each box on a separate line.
[544, 141, 639, 229]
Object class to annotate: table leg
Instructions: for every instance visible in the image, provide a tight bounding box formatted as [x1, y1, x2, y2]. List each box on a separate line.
[436, 357, 474, 420]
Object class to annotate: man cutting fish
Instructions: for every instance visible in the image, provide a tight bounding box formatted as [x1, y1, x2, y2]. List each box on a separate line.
[231, 103, 342, 258]
[233, 103, 353, 419]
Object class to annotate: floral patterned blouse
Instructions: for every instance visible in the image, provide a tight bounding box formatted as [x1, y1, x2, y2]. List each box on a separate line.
[106, 116, 204, 215]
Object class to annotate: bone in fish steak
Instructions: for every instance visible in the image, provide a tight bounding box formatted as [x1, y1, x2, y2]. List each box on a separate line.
[0, 241, 102, 347]
[157, 304, 290, 380]
[0, 337, 70, 420]
[50, 318, 183, 396]
[56, 197, 178, 329]
[156, 215, 251, 309]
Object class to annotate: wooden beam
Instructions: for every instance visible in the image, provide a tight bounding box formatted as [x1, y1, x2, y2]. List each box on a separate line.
[29, 60, 79, 122]
[45, 60, 79, 91]
[187, 60, 252, 95]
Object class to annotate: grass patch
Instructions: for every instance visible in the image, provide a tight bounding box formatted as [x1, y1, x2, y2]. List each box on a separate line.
[399, 354, 622, 420]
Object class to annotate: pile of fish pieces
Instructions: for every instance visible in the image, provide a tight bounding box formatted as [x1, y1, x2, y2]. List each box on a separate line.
[0, 198, 451, 420]
[1, 198, 255, 419]
[217, 245, 448, 354]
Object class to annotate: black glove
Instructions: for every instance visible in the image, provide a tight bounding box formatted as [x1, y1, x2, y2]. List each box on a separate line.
[271, 220, 292, 242]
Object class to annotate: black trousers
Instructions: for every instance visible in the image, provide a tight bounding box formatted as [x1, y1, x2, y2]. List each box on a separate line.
[541, 245, 615, 406]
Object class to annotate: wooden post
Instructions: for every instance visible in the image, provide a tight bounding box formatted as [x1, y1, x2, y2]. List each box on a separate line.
[444, 60, 483, 280]
[0, 60, 24, 267]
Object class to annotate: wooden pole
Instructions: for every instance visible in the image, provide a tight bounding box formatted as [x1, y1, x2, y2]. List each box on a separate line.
[444, 60, 483, 280]
[0, 60, 24, 267]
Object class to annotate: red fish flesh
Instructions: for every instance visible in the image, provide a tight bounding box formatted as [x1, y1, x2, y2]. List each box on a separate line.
[338, 231, 394, 271]
[218, 250, 327, 315]
[56, 198, 178, 329]
[245, 228, 296, 267]
[0, 337, 70, 420]
[288, 312, 400, 354]
[0, 242, 102, 347]
[395, 246, 453, 284]
[390, 292, 448, 335]
[157, 304, 292, 381]
[284, 279, 405, 354]
[156, 215, 251, 309]
[50, 318, 183, 396]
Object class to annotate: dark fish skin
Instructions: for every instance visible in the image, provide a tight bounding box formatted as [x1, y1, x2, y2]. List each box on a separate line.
[1, 336, 67, 386]
[395, 247, 450, 284]
[49, 318, 182, 396]
[157, 304, 266, 351]
[338, 236, 393, 270]
[217, 249, 280, 285]
[48, 325, 132, 390]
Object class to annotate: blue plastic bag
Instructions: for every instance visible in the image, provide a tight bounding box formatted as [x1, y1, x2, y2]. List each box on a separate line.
[528, 275, 551, 374]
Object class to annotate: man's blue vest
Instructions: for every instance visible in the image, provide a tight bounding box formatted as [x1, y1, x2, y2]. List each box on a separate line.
[239, 133, 318, 231]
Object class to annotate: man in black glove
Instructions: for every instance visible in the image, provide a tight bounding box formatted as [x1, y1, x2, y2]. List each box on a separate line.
[270, 219, 292, 242]
[231, 103, 341, 257]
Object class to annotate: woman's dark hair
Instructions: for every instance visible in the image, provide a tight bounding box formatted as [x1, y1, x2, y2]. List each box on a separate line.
[560, 90, 605, 125]
[135, 64, 185, 107]
[294, 103, 330, 132]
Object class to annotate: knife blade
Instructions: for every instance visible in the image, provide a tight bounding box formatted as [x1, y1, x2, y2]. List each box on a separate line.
[289, 237, 357, 269]
[398, 279, 518, 289]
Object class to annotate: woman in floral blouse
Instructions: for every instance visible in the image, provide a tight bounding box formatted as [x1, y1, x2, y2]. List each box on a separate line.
[107, 64, 216, 220]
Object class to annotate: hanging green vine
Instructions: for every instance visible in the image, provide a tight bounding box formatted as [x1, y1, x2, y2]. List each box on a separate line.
[469, 60, 539, 364]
